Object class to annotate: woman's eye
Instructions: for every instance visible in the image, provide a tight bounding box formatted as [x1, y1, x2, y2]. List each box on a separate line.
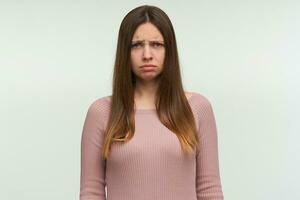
[131, 42, 164, 48]
[152, 43, 164, 47]
[131, 43, 142, 48]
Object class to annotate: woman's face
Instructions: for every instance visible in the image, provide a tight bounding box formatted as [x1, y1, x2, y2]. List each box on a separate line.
[130, 22, 165, 82]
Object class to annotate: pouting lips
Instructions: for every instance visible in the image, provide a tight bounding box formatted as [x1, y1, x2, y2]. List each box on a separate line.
[140, 64, 157, 68]
[140, 64, 157, 72]
[142, 67, 156, 72]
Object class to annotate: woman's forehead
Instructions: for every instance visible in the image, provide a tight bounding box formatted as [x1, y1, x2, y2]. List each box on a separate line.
[132, 23, 164, 41]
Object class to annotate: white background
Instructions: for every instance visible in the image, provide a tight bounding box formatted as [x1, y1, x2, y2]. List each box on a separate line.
[1, 0, 299, 199]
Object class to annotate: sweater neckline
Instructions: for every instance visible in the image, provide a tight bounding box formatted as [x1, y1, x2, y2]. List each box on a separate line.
[135, 93, 196, 114]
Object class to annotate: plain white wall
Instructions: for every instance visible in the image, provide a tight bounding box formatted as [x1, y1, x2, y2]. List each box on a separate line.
[1, 0, 299, 199]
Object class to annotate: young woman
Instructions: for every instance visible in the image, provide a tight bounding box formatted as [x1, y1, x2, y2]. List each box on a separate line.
[80, 5, 224, 200]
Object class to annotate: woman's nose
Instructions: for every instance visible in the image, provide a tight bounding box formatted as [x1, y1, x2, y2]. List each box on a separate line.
[142, 44, 153, 60]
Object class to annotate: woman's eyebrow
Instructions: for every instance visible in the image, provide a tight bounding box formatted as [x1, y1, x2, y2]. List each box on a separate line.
[131, 39, 164, 43]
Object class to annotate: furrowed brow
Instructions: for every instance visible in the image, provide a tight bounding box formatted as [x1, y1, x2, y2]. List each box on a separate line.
[132, 39, 164, 43]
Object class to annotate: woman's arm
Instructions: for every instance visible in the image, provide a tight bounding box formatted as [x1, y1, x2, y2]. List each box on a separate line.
[195, 97, 224, 200]
[80, 101, 106, 200]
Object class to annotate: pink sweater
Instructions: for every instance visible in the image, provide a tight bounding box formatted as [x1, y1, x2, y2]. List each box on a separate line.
[80, 92, 224, 200]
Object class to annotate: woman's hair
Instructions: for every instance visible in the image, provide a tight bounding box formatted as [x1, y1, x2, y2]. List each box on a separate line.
[101, 5, 200, 159]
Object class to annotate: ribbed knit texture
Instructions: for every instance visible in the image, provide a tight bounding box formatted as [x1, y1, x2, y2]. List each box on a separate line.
[80, 92, 224, 200]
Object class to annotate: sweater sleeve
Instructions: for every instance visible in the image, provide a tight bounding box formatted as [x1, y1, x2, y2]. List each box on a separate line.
[195, 97, 224, 200]
[80, 101, 107, 200]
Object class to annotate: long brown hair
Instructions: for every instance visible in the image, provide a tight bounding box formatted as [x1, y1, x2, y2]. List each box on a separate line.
[101, 5, 200, 159]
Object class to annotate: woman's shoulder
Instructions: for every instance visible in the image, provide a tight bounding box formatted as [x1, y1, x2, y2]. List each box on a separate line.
[187, 91, 215, 112]
[187, 91, 213, 104]
[86, 95, 111, 116]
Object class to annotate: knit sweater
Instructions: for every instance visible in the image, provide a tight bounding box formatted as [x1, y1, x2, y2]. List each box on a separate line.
[80, 92, 224, 200]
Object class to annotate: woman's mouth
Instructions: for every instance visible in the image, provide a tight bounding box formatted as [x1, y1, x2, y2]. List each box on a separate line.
[141, 65, 156, 72]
